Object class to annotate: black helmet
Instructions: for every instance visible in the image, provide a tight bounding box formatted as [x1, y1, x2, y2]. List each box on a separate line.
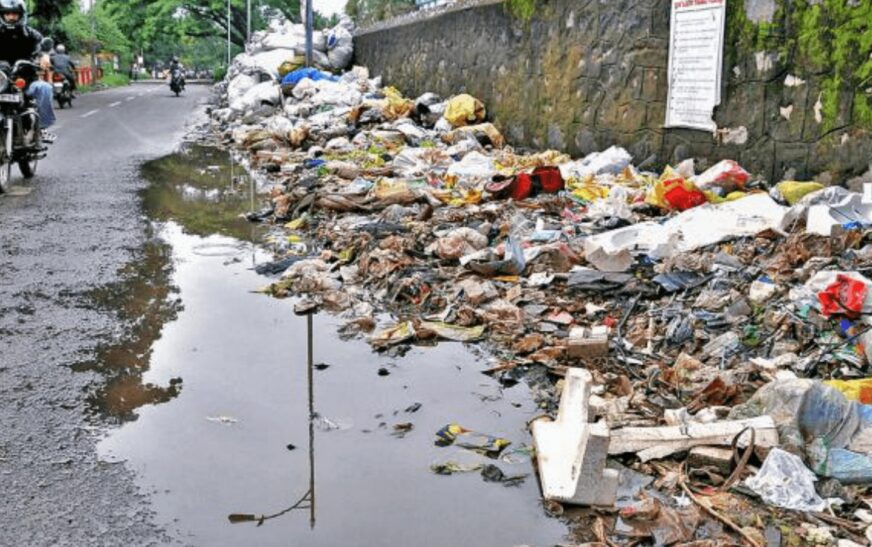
[172, 55, 179, 63]
[0, 0, 26, 31]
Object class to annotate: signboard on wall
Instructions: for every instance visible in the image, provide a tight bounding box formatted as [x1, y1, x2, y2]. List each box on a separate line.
[664, 0, 726, 132]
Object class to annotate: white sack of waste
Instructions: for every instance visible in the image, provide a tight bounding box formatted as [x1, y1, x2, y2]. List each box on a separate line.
[230, 81, 280, 112]
[233, 49, 299, 80]
[260, 30, 326, 53]
[326, 26, 353, 71]
[227, 74, 259, 103]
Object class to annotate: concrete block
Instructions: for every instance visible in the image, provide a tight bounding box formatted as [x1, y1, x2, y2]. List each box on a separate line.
[567, 326, 609, 359]
[532, 368, 619, 506]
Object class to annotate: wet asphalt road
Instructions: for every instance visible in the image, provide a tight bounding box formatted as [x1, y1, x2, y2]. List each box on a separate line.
[0, 83, 209, 546]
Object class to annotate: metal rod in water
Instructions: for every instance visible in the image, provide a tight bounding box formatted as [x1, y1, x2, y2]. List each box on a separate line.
[307, 312, 316, 529]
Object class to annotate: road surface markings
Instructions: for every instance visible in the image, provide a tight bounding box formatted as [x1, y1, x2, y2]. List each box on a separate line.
[81, 109, 99, 118]
[109, 101, 122, 108]
[126, 96, 135, 102]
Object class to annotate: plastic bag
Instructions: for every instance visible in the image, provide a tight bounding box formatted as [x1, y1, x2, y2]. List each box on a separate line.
[743, 448, 827, 512]
[442, 123, 504, 148]
[730, 379, 872, 483]
[434, 423, 511, 458]
[826, 379, 872, 404]
[586, 185, 633, 221]
[446, 151, 496, 180]
[771, 181, 824, 205]
[485, 166, 563, 200]
[693, 159, 750, 195]
[281, 67, 338, 87]
[794, 271, 872, 316]
[558, 146, 631, 181]
[418, 321, 485, 342]
[444, 94, 486, 128]
[818, 274, 868, 319]
[382, 86, 414, 120]
[430, 227, 489, 260]
[651, 168, 708, 211]
[466, 236, 526, 277]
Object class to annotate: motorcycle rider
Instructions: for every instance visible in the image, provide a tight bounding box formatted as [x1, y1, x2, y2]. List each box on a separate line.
[168, 55, 185, 90]
[50, 43, 76, 95]
[0, 0, 56, 142]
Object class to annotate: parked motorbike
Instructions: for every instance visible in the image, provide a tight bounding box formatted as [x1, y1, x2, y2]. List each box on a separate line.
[169, 68, 185, 97]
[0, 60, 45, 194]
[52, 72, 73, 109]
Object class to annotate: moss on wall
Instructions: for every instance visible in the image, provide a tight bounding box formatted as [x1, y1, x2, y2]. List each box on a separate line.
[504, 0, 537, 21]
[727, 0, 872, 131]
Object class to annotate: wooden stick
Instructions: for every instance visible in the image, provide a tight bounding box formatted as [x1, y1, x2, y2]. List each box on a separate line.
[678, 463, 762, 547]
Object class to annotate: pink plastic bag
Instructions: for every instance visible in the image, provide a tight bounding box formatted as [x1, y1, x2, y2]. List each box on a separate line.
[695, 160, 750, 194]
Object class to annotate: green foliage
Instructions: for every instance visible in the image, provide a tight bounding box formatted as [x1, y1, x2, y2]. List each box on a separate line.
[100, 69, 130, 88]
[61, 3, 130, 60]
[504, 0, 536, 22]
[99, 0, 336, 73]
[28, 0, 77, 40]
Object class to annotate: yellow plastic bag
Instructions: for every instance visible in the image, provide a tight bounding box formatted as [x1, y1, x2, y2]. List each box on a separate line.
[444, 94, 486, 128]
[775, 181, 824, 205]
[278, 57, 304, 77]
[568, 177, 610, 202]
[825, 378, 872, 404]
[382, 86, 414, 120]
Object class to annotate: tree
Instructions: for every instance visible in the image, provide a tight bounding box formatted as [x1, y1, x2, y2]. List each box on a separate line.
[27, 0, 77, 41]
[143, 0, 302, 49]
[61, 2, 130, 63]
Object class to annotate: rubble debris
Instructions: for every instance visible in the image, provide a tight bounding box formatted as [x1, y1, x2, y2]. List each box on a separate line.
[205, 16, 872, 541]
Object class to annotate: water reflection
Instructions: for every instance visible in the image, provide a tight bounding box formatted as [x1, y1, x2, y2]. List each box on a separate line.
[229, 313, 317, 529]
[140, 145, 262, 243]
[72, 239, 183, 422]
[75, 145, 262, 422]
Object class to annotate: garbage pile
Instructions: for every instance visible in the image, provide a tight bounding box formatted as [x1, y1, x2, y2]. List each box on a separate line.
[206, 23, 872, 543]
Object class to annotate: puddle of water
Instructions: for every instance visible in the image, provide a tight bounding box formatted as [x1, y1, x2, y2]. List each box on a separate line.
[86, 146, 569, 546]
[73, 239, 183, 422]
[140, 145, 261, 243]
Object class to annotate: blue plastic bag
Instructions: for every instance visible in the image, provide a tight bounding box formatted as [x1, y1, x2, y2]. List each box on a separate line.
[281, 67, 338, 87]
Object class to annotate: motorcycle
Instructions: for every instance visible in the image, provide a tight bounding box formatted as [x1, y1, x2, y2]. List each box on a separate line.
[52, 72, 73, 109]
[169, 68, 185, 97]
[0, 60, 45, 195]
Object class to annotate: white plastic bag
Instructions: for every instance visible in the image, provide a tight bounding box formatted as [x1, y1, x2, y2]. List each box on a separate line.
[446, 151, 495, 180]
[744, 448, 827, 512]
[558, 146, 632, 180]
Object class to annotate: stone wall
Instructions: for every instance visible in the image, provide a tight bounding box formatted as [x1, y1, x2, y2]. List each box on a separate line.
[354, 0, 872, 183]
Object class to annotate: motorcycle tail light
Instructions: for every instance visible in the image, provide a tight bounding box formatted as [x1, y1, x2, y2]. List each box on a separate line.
[14, 79, 25, 89]
[53, 74, 63, 82]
